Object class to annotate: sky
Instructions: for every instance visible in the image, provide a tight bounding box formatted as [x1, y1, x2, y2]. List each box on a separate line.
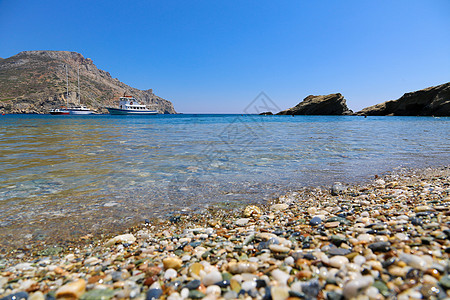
[0, 1, 449, 113]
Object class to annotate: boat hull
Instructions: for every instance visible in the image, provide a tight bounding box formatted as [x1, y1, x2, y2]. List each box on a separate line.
[68, 110, 93, 115]
[50, 110, 70, 115]
[107, 107, 158, 115]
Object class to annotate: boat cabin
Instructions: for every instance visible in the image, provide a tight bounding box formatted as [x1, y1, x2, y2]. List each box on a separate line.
[119, 96, 148, 110]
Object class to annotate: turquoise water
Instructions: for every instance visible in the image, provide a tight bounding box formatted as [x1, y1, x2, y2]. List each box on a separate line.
[0, 114, 449, 248]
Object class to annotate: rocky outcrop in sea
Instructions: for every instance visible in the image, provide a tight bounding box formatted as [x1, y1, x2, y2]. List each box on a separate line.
[0, 51, 177, 114]
[277, 93, 353, 115]
[358, 82, 450, 116]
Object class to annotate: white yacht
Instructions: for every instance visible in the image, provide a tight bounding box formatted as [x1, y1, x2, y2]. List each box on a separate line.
[68, 66, 93, 115]
[106, 96, 158, 115]
[67, 105, 93, 115]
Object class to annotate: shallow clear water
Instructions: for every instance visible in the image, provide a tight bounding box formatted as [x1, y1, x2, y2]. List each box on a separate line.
[0, 114, 449, 249]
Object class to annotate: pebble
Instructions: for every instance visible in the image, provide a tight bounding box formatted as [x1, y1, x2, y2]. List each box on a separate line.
[271, 286, 290, 300]
[202, 270, 222, 286]
[243, 205, 261, 217]
[163, 257, 182, 270]
[399, 253, 429, 270]
[368, 241, 391, 252]
[164, 268, 178, 280]
[205, 285, 221, 296]
[271, 269, 290, 285]
[270, 203, 289, 211]
[104, 233, 136, 246]
[228, 262, 258, 274]
[146, 288, 163, 300]
[325, 221, 340, 228]
[55, 279, 86, 299]
[309, 216, 322, 226]
[343, 276, 374, 298]
[269, 244, 290, 253]
[235, 218, 250, 226]
[328, 248, 351, 256]
[1, 167, 449, 300]
[0, 292, 29, 300]
[328, 256, 349, 268]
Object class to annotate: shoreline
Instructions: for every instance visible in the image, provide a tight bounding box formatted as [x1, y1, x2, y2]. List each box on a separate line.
[0, 165, 449, 299]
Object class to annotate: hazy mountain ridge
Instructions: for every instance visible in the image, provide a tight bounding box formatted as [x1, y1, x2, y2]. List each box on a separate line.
[0, 50, 176, 114]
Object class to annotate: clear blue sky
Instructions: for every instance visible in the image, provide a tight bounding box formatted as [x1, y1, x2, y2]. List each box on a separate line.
[1, 1, 449, 113]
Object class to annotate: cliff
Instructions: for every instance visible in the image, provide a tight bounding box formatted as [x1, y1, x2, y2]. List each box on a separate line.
[277, 93, 352, 115]
[358, 82, 450, 116]
[0, 51, 176, 114]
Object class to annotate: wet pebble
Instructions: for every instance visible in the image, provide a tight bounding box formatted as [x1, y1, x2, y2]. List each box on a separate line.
[309, 216, 322, 226]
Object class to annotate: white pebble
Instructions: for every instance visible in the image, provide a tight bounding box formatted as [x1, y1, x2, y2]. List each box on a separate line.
[180, 288, 189, 298]
[329, 256, 349, 268]
[235, 218, 250, 226]
[361, 211, 370, 217]
[202, 270, 223, 286]
[394, 233, 408, 241]
[357, 233, 374, 243]
[271, 286, 290, 300]
[366, 286, 380, 299]
[343, 275, 374, 298]
[164, 268, 178, 280]
[241, 280, 257, 291]
[181, 255, 191, 262]
[353, 255, 366, 265]
[269, 244, 290, 253]
[15, 263, 34, 271]
[167, 292, 182, 300]
[29, 291, 45, 300]
[271, 269, 290, 286]
[399, 253, 429, 270]
[206, 285, 221, 296]
[284, 256, 294, 266]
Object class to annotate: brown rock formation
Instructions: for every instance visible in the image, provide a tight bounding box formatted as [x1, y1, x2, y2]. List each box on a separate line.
[0, 51, 176, 114]
[277, 93, 352, 115]
[357, 82, 450, 116]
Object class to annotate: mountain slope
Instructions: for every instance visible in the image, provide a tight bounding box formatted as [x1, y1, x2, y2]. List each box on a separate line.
[0, 51, 176, 114]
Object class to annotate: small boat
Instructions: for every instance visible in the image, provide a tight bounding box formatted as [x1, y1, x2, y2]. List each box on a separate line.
[50, 107, 70, 115]
[50, 64, 93, 115]
[106, 96, 158, 115]
[67, 105, 93, 115]
[68, 66, 93, 115]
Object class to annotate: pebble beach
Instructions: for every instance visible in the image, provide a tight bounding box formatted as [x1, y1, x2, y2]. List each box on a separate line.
[1, 166, 449, 300]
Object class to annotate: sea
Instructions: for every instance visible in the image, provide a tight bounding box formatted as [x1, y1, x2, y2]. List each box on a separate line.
[0, 114, 449, 250]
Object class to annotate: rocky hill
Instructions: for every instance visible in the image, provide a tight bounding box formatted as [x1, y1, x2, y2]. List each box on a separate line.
[0, 51, 176, 114]
[277, 93, 353, 115]
[358, 82, 450, 116]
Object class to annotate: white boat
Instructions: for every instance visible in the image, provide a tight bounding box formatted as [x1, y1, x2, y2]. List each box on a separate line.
[67, 105, 93, 115]
[106, 96, 158, 115]
[68, 66, 93, 115]
[50, 64, 71, 115]
[50, 107, 70, 115]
